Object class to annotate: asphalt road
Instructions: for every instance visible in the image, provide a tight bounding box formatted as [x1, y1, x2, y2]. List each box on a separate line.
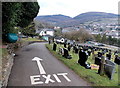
[7, 42, 91, 86]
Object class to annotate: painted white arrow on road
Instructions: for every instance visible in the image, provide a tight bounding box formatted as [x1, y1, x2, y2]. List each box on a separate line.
[32, 57, 46, 74]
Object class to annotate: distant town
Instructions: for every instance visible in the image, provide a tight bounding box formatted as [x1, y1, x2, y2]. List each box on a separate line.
[62, 18, 119, 39]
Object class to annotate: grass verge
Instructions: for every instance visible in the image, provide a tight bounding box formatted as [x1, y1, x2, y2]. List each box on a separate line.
[21, 37, 44, 42]
[46, 44, 119, 86]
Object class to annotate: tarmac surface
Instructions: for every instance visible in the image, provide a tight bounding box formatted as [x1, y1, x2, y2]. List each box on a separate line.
[7, 42, 91, 86]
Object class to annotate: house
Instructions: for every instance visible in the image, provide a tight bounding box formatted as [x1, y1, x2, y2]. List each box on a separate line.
[39, 28, 54, 41]
[39, 28, 54, 36]
[106, 30, 119, 39]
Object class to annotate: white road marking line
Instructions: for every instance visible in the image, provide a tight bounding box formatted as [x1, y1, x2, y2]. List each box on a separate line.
[57, 73, 71, 82]
[32, 57, 46, 74]
[53, 74, 61, 83]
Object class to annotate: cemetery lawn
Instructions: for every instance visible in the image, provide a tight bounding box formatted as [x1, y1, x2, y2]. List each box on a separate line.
[21, 37, 44, 42]
[46, 44, 119, 86]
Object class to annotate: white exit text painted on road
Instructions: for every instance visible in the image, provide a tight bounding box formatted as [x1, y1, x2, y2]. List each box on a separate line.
[30, 73, 71, 85]
[30, 57, 71, 85]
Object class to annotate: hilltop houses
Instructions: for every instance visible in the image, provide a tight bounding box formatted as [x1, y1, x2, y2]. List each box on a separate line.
[105, 30, 119, 39]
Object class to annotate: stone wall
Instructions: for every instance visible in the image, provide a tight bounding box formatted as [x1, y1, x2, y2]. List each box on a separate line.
[1, 55, 14, 87]
[1, 42, 22, 88]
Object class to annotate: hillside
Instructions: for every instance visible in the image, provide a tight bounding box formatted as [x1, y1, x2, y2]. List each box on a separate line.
[35, 14, 72, 23]
[34, 12, 117, 27]
[73, 12, 117, 23]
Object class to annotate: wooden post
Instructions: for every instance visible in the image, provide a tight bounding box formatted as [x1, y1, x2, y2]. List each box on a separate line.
[100, 56, 105, 76]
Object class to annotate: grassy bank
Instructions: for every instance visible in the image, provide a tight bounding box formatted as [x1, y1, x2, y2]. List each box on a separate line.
[46, 44, 119, 86]
[21, 37, 44, 42]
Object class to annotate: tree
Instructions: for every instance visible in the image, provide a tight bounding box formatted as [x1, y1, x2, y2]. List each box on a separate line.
[36, 22, 54, 30]
[54, 28, 62, 37]
[118, 39, 120, 47]
[18, 2, 40, 28]
[2, 2, 22, 34]
[63, 29, 94, 43]
[94, 34, 102, 42]
[2, 2, 40, 35]
[108, 36, 112, 45]
[20, 22, 37, 37]
[101, 34, 107, 43]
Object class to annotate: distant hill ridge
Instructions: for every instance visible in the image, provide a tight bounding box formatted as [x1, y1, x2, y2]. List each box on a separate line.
[34, 12, 118, 27]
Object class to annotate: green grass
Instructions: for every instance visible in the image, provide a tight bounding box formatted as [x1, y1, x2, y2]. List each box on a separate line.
[46, 44, 119, 86]
[21, 37, 44, 42]
[1, 48, 8, 57]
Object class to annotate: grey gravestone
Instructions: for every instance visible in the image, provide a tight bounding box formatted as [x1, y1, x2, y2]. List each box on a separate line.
[58, 47, 64, 55]
[106, 52, 112, 60]
[73, 45, 76, 52]
[98, 52, 102, 57]
[104, 60, 116, 80]
[114, 51, 118, 55]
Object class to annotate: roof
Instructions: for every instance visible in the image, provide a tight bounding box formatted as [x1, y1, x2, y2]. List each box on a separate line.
[42, 28, 54, 31]
[42, 35, 53, 37]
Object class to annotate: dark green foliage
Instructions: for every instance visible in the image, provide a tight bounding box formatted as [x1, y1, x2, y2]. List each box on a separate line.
[54, 28, 62, 37]
[2, 2, 40, 35]
[101, 34, 107, 43]
[18, 2, 39, 27]
[94, 34, 120, 47]
[2, 2, 22, 34]
[21, 22, 37, 37]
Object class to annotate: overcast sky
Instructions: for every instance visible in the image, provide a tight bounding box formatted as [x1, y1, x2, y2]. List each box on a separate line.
[37, 0, 119, 17]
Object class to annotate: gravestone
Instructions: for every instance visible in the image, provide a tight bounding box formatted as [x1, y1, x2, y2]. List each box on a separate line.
[114, 51, 118, 55]
[102, 49, 107, 55]
[87, 49, 91, 56]
[98, 52, 102, 57]
[95, 57, 101, 66]
[48, 40, 51, 44]
[75, 46, 79, 54]
[114, 55, 120, 65]
[98, 56, 105, 75]
[78, 50, 91, 69]
[104, 60, 116, 80]
[106, 51, 112, 60]
[106, 49, 108, 52]
[73, 45, 76, 52]
[106, 54, 111, 60]
[64, 43, 66, 48]
[63, 48, 72, 59]
[58, 47, 64, 55]
[53, 42, 57, 51]
[68, 44, 71, 51]
[64, 39, 67, 48]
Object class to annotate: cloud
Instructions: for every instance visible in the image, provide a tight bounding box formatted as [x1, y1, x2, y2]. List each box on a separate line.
[37, 0, 119, 17]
